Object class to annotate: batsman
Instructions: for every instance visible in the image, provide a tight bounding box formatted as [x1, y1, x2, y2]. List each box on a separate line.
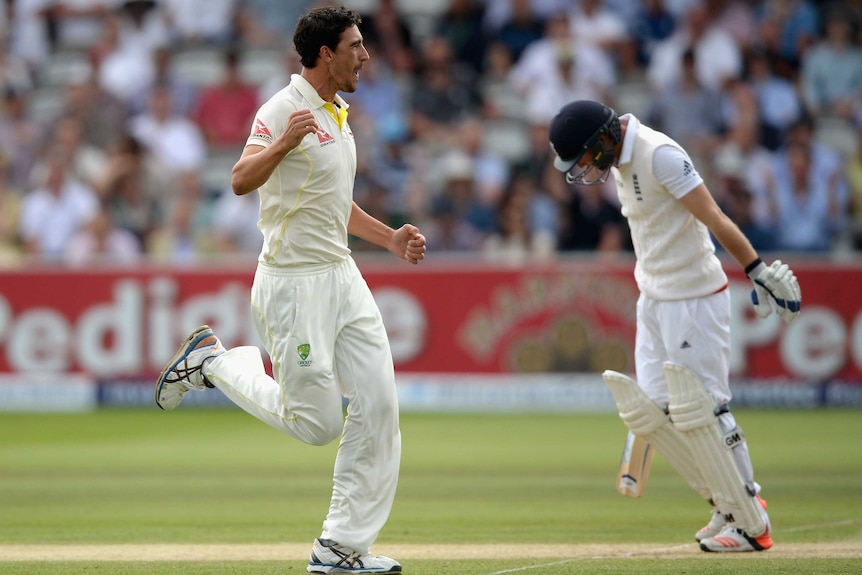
[549, 100, 802, 552]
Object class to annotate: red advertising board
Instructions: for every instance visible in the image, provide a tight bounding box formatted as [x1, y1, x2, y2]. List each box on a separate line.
[0, 257, 859, 383]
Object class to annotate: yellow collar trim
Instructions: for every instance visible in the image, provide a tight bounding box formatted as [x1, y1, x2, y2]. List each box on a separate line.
[323, 102, 348, 130]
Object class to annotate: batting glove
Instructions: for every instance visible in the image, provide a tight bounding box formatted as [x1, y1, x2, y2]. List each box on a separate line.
[747, 259, 802, 323]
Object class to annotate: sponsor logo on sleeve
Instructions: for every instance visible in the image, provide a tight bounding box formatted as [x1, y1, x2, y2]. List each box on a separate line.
[250, 119, 273, 144]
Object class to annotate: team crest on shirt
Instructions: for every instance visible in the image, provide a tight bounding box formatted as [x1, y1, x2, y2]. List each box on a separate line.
[250, 119, 273, 144]
[297, 343, 312, 367]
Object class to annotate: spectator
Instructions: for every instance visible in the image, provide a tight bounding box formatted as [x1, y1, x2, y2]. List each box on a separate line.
[367, 122, 413, 225]
[711, 96, 775, 229]
[479, 40, 519, 120]
[94, 132, 173, 245]
[235, 0, 315, 48]
[482, 175, 538, 264]
[160, 0, 238, 46]
[0, 154, 23, 264]
[350, 177, 404, 254]
[91, 11, 155, 107]
[349, 43, 409, 151]
[766, 140, 847, 251]
[756, 0, 819, 68]
[129, 85, 207, 174]
[568, 0, 628, 82]
[424, 151, 494, 251]
[0, 87, 43, 191]
[257, 47, 301, 104]
[752, 13, 801, 83]
[483, 0, 568, 36]
[715, 176, 775, 252]
[147, 171, 209, 263]
[743, 46, 802, 150]
[783, 113, 845, 192]
[209, 185, 263, 258]
[755, 112, 848, 240]
[408, 35, 481, 145]
[115, 0, 171, 55]
[46, 0, 111, 51]
[648, 0, 742, 92]
[491, 0, 546, 64]
[483, 169, 557, 263]
[532, 43, 612, 125]
[357, 0, 416, 75]
[19, 150, 99, 260]
[557, 180, 629, 253]
[4, 0, 859, 266]
[801, 9, 862, 121]
[520, 117, 568, 203]
[627, 0, 677, 68]
[60, 60, 128, 150]
[647, 48, 725, 163]
[129, 46, 198, 116]
[192, 46, 259, 150]
[710, 0, 758, 50]
[5, 0, 52, 71]
[0, 43, 34, 95]
[50, 114, 108, 190]
[456, 117, 510, 208]
[435, 0, 488, 76]
[509, 11, 613, 124]
[602, 0, 643, 27]
[64, 201, 143, 266]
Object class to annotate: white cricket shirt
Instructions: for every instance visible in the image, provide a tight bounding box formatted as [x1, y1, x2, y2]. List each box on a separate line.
[246, 74, 356, 267]
[612, 114, 728, 300]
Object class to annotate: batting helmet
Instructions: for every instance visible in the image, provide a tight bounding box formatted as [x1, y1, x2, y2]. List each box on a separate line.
[549, 100, 621, 185]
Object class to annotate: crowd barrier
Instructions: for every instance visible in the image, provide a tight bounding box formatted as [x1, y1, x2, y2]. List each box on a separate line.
[1, 255, 859, 411]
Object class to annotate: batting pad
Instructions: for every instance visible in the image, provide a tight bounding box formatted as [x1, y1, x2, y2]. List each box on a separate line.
[664, 362, 768, 536]
[602, 370, 711, 500]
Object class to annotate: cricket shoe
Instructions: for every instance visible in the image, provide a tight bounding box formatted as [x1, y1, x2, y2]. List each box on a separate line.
[155, 325, 224, 410]
[696, 494, 768, 542]
[307, 538, 401, 574]
[699, 523, 773, 552]
[695, 508, 726, 542]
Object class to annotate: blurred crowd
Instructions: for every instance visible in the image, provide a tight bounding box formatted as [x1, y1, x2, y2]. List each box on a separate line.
[0, 0, 861, 267]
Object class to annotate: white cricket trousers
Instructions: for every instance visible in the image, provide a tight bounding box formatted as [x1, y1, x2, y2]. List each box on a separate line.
[635, 288, 757, 488]
[204, 257, 401, 554]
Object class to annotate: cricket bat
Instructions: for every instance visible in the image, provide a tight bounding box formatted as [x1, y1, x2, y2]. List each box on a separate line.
[616, 431, 653, 497]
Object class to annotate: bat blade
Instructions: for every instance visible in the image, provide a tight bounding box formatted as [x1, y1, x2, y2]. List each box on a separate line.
[616, 431, 653, 498]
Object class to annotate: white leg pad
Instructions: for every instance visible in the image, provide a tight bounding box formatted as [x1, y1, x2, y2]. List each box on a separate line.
[602, 370, 711, 500]
[664, 362, 767, 536]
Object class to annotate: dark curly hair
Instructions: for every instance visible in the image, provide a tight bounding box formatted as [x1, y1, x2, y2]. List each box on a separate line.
[293, 6, 363, 69]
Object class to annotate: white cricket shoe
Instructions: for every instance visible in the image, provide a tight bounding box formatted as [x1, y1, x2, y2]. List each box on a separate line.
[695, 508, 726, 542]
[699, 523, 773, 552]
[155, 325, 224, 410]
[307, 538, 401, 574]
[696, 494, 768, 542]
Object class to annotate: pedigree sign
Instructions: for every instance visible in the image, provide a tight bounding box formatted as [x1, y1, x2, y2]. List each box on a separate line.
[0, 259, 858, 382]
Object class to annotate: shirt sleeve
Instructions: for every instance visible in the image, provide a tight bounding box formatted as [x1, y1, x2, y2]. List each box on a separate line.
[246, 100, 287, 148]
[651, 144, 703, 199]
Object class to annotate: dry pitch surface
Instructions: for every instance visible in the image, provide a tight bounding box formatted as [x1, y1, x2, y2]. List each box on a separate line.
[1, 542, 861, 561]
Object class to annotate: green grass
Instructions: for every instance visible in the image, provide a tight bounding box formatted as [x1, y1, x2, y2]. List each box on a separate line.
[1, 408, 861, 574]
[1, 559, 862, 575]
